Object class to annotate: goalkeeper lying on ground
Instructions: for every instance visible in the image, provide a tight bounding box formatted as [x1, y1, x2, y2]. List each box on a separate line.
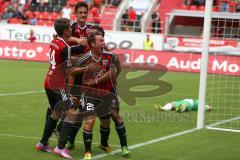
[156, 99, 212, 112]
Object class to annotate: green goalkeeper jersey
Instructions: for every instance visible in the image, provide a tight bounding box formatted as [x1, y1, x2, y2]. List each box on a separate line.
[173, 99, 199, 111]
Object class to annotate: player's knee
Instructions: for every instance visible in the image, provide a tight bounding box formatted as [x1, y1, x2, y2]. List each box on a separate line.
[100, 118, 111, 128]
[84, 117, 95, 130]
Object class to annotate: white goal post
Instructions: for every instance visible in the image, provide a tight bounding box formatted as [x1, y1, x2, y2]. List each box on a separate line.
[197, 0, 240, 132]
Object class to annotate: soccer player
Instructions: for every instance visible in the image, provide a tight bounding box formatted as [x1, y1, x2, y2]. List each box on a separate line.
[35, 17, 90, 158]
[156, 99, 212, 112]
[35, 18, 74, 155]
[76, 31, 130, 160]
[54, 2, 95, 149]
[68, 2, 94, 53]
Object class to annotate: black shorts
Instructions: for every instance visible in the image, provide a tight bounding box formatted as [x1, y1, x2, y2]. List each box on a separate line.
[45, 88, 69, 110]
[80, 92, 120, 119]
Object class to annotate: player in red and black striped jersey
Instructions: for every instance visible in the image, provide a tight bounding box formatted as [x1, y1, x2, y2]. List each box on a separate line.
[53, 2, 97, 150]
[36, 18, 74, 155]
[75, 31, 130, 159]
[36, 18, 91, 159]
[68, 2, 94, 55]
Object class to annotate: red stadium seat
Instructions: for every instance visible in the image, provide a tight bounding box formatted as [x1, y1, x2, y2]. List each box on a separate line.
[42, 12, 50, 20]
[180, 4, 189, 10]
[229, 1, 236, 7]
[212, 6, 219, 12]
[37, 19, 44, 26]
[189, 5, 198, 10]
[229, 7, 235, 12]
[34, 11, 41, 19]
[50, 12, 60, 21]
[8, 18, 19, 24]
[69, 0, 77, 6]
[198, 6, 205, 11]
[45, 20, 54, 26]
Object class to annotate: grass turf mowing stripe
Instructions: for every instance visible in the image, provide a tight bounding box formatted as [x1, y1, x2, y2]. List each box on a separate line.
[93, 128, 199, 160]
[0, 90, 44, 96]
[0, 133, 120, 148]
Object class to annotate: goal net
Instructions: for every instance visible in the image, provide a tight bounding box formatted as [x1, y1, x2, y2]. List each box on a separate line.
[202, 0, 240, 132]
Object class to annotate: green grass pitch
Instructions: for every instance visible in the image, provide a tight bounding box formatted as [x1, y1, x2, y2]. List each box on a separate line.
[0, 60, 239, 160]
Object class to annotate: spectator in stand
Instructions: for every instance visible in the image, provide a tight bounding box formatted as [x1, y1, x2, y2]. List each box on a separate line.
[61, 3, 72, 19]
[112, 0, 121, 7]
[220, 0, 229, 12]
[37, 1, 46, 12]
[198, 0, 205, 6]
[151, 10, 161, 33]
[90, 3, 100, 26]
[19, 0, 26, 11]
[183, 0, 191, 6]
[236, 2, 240, 12]
[23, 0, 32, 12]
[191, 0, 200, 6]
[22, 11, 29, 24]
[121, 9, 128, 31]
[28, 29, 36, 42]
[12, 6, 25, 19]
[29, 15, 37, 25]
[135, 12, 144, 32]
[105, 0, 112, 6]
[143, 34, 154, 50]
[128, 7, 137, 31]
[93, 0, 102, 8]
[1, 8, 14, 23]
[27, 11, 37, 25]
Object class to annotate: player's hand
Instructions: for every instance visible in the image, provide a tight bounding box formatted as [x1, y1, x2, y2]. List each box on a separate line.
[87, 63, 100, 72]
[70, 96, 80, 109]
[76, 38, 87, 46]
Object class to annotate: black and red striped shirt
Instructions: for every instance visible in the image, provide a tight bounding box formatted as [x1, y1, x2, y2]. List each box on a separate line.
[75, 50, 118, 95]
[69, 21, 94, 53]
[44, 37, 70, 89]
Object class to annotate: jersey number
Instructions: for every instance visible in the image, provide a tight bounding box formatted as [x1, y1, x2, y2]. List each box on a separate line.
[49, 49, 56, 69]
[86, 103, 94, 111]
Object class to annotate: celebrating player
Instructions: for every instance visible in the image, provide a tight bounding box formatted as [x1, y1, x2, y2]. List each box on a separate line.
[35, 18, 74, 154]
[76, 31, 130, 160]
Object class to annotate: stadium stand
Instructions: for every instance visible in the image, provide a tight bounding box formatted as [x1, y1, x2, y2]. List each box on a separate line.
[1, 0, 238, 34]
[100, 6, 117, 30]
[0, 0, 122, 30]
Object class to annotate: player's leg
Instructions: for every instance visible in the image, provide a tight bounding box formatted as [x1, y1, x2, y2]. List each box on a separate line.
[99, 115, 112, 152]
[82, 96, 99, 160]
[36, 89, 62, 152]
[54, 106, 80, 159]
[67, 122, 82, 150]
[110, 97, 130, 157]
[83, 115, 95, 160]
[46, 106, 52, 120]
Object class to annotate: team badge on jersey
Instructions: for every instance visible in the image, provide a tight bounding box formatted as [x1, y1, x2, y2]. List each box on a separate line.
[103, 60, 108, 66]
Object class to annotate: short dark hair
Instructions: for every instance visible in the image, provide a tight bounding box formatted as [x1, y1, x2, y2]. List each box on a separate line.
[87, 31, 103, 47]
[54, 18, 70, 36]
[75, 2, 88, 13]
[92, 26, 105, 37]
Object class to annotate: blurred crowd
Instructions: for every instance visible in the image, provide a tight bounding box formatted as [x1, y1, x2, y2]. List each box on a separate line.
[0, 0, 121, 25]
[183, 0, 240, 12]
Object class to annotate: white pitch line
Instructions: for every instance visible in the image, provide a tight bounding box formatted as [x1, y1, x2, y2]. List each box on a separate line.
[0, 133, 119, 148]
[206, 116, 240, 133]
[93, 128, 199, 160]
[207, 116, 240, 127]
[0, 90, 45, 97]
[93, 116, 240, 159]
